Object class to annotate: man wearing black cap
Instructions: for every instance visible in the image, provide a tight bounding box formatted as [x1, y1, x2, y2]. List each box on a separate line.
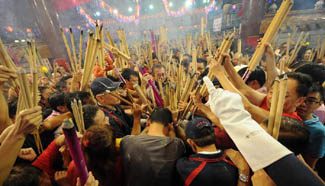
[176, 117, 239, 186]
[91, 77, 142, 138]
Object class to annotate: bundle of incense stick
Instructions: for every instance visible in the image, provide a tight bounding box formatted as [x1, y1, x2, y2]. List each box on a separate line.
[103, 42, 130, 61]
[62, 119, 88, 186]
[60, 28, 75, 72]
[80, 34, 101, 91]
[200, 31, 235, 96]
[134, 84, 153, 112]
[288, 32, 309, 65]
[245, 0, 293, 80]
[17, 70, 43, 153]
[186, 34, 192, 55]
[0, 38, 18, 87]
[267, 75, 288, 139]
[318, 39, 325, 60]
[71, 99, 85, 134]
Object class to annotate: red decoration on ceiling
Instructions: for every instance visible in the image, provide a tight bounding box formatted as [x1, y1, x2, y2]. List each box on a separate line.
[53, 0, 93, 13]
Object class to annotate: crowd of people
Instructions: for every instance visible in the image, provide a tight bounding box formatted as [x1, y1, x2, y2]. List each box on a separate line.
[0, 28, 325, 186]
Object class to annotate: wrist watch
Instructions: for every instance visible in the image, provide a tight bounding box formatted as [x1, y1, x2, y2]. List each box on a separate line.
[239, 174, 249, 183]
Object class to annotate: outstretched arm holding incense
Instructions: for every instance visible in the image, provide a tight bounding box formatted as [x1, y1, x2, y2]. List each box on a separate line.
[222, 55, 266, 106]
[210, 54, 270, 124]
[0, 106, 42, 185]
[264, 43, 279, 91]
[0, 65, 17, 134]
[43, 112, 72, 131]
[190, 92, 223, 129]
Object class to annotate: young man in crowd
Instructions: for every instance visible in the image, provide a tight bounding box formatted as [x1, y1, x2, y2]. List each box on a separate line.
[296, 84, 325, 169]
[188, 58, 208, 75]
[237, 66, 266, 91]
[120, 107, 185, 186]
[91, 77, 142, 138]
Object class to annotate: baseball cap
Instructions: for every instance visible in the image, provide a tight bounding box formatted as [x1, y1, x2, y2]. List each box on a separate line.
[185, 117, 214, 139]
[90, 77, 121, 96]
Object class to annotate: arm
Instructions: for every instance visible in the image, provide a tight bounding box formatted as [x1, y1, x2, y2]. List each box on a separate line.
[0, 106, 42, 185]
[0, 66, 17, 133]
[225, 149, 250, 186]
[43, 112, 72, 130]
[210, 55, 270, 124]
[264, 43, 279, 91]
[131, 104, 142, 135]
[222, 56, 266, 106]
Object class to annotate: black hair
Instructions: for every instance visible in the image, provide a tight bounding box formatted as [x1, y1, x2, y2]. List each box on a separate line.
[83, 105, 100, 129]
[48, 92, 66, 112]
[106, 75, 119, 82]
[151, 64, 166, 76]
[192, 128, 217, 147]
[279, 72, 312, 97]
[38, 86, 49, 101]
[150, 107, 172, 126]
[295, 63, 325, 85]
[121, 68, 141, 85]
[3, 165, 43, 186]
[55, 75, 72, 91]
[238, 66, 266, 87]
[197, 58, 207, 68]
[308, 83, 325, 102]
[8, 97, 18, 119]
[65, 91, 91, 112]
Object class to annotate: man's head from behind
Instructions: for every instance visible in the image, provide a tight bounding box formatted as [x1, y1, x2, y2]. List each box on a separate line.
[267, 72, 312, 113]
[149, 107, 173, 136]
[185, 118, 216, 153]
[48, 92, 68, 113]
[238, 66, 266, 90]
[83, 105, 109, 129]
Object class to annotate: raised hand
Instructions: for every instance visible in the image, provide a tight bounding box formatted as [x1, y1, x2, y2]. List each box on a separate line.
[18, 147, 37, 161]
[0, 65, 17, 85]
[13, 106, 42, 136]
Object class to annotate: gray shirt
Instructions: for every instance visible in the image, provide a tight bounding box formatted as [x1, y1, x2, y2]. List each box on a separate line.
[120, 134, 185, 186]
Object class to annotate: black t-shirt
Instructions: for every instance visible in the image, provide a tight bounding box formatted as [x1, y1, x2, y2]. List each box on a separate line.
[120, 134, 185, 186]
[99, 105, 133, 138]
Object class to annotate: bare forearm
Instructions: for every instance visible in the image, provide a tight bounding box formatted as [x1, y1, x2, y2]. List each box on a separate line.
[265, 55, 278, 90]
[43, 112, 71, 130]
[0, 88, 11, 134]
[0, 129, 25, 185]
[224, 60, 265, 106]
[131, 116, 141, 135]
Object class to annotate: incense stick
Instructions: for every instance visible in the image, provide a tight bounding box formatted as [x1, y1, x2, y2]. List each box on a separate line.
[272, 75, 288, 139]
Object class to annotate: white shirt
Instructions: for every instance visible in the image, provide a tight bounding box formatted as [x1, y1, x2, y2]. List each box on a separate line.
[203, 76, 292, 171]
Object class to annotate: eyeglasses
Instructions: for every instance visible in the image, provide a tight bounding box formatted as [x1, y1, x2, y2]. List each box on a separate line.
[304, 99, 321, 105]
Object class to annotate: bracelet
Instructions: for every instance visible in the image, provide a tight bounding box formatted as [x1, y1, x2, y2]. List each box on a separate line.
[239, 174, 249, 183]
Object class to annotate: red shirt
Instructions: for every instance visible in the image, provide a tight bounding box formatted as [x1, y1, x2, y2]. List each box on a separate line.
[259, 96, 303, 122]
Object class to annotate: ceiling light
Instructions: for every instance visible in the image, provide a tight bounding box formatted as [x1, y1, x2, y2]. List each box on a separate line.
[128, 7, 133, 12]
[149, 4, 154, 9]
[95, 11, 101, 16]
[113, 9, 118, 14]
[14, 40, 19, 43]
[21, 39, 26, 42]
[169, 2, 173, 7]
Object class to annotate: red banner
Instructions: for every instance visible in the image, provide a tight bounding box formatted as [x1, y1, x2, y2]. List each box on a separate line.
[53, 0, 93, 13]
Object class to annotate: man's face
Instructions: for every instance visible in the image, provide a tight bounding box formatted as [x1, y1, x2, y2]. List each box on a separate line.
[93, 110, 109, 126]
[297, 92, 322, 118]
[303, 50, 312, 61]
[154, 67, 166, 82]
[63, 78, 73, 92]
[189, 62, 205, 75]
[126, 75, 139, 90]
[267, 78, 305, 113]
[97, 89, 121, 107]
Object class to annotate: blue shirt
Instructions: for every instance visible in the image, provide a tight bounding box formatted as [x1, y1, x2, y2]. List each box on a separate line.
[304, 114, 325, 158]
